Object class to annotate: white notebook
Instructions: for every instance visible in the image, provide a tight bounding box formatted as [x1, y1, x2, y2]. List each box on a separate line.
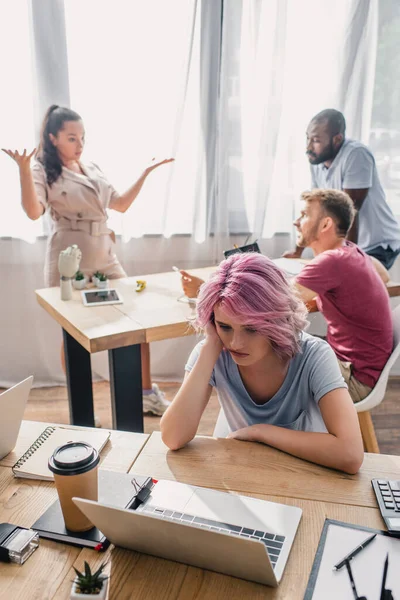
[12, 425, 111, 481]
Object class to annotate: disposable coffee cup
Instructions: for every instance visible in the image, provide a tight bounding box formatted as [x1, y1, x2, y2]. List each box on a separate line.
[48, 442, 100, 532]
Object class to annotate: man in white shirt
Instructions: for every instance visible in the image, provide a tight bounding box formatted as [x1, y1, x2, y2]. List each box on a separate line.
[284, 109, 400, 269]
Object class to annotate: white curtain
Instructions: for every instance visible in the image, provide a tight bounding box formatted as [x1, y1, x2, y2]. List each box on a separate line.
[64, 0, 206, 241]
[217, 0, 378, 242]
[0, 0, 378, 244]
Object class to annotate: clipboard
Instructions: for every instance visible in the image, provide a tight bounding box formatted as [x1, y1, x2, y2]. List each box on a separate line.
[304, 519, 400, 600]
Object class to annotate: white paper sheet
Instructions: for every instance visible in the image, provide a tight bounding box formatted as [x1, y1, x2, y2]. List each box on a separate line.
[310, 523, 400, 599]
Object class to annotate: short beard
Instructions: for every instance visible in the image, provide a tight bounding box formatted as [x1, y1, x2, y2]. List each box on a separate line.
[297, 222, 320, 248]
[307, 140, 336, 165]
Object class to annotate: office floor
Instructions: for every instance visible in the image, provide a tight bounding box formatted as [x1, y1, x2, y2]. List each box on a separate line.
[17, 378, 400, 455]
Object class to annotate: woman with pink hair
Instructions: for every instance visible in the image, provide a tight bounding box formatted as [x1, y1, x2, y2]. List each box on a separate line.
[161, 253, 363, 474]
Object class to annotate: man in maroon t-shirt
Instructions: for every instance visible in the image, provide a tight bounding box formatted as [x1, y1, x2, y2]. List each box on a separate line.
[294, 188, 393, 403]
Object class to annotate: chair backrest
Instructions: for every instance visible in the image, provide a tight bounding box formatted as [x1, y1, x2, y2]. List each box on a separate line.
[355, 303, 400, 412]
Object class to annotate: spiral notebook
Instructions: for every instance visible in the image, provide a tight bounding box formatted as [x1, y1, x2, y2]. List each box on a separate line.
[12, 426, 111, 481]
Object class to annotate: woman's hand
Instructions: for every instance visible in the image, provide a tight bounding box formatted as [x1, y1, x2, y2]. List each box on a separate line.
[145, 157, 175, 174]
[227, 426, 257, 442]
[180, 270, 204, 298]
[204, 321, 224, 353]
[2, 148, 36, 170]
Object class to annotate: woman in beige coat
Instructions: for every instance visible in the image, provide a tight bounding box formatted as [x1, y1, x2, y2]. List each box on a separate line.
[3, 105, 174, 415]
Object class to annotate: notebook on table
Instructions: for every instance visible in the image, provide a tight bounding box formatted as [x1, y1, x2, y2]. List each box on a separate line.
[12, 425, 110, 481]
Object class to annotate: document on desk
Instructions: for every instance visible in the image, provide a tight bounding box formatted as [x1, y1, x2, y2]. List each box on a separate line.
[304, 519, 400, 600]
[273, 258, 305, 276]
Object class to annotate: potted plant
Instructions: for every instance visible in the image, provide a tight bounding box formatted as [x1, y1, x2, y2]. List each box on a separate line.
[70, 561, 109, 599]
[94, 272, 109, 289]
[72, 270, 88, 290]
[91, 271, 102, 286]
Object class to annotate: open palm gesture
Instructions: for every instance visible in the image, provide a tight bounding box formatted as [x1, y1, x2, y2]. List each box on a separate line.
[145, 156, 175, 174]
[2, 148, 36, 169]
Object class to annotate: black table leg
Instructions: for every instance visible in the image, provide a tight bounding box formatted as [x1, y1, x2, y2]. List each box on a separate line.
[62, 329, 95, 427]
[108, 344, 143, 432]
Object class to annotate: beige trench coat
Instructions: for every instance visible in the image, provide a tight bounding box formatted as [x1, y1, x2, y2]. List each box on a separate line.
[32, 161, 126, 287]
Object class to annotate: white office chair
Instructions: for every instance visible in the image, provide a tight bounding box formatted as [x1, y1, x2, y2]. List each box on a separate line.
[355, 303, 400, 453]
[213, 407, 230, 438]
[213, 304, 400, 453]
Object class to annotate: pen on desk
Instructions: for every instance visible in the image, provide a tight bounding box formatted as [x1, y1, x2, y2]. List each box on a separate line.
[380, 553, 394, 600]
[333, 533, 377, 571]
[345, 560, 360, 600]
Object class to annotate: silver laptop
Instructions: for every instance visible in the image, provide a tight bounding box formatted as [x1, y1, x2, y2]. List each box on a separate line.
[74, 478, 302, 586]
[0, 376, 33, 460]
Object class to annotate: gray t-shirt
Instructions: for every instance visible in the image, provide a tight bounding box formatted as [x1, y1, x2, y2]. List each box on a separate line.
[185, 332, 347, 434]
[311, 139, 400, 252]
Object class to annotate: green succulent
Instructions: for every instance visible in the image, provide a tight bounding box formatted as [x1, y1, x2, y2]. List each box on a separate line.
[97, 273, 108, 282]
[73, 561, 108, 595]
[74, 271, 85, 281]
[93, 271, 102, 279]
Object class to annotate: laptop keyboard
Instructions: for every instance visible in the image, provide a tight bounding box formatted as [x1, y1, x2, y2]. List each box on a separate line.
[140, 504, 285, 568]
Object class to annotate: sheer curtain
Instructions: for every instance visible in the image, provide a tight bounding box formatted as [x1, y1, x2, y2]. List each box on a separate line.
[0, 0, 39, 241]
[64, 0, 206, 241]
[217, 0, 378, 243]
[369, 0, 400, 236]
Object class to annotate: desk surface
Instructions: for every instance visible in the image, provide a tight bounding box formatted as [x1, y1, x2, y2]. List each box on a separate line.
[36, 264, 400, 351]
[0, 421, 149, 600]
[36, 267, 216, 353]
[0, 426, 396, 599]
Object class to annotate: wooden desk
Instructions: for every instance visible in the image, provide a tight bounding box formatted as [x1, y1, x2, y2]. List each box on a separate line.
[35, 267, 216, 432]
[0, 421, 149, 600]
[115, 432, 397, 599]
[35, 262, 400, 432]
[0, 426, 397, 599]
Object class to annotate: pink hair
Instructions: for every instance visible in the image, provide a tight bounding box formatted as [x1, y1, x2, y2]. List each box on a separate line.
[196, 253, 308, 361]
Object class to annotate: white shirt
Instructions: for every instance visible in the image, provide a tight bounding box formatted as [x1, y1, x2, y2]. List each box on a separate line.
[311, 139, 400, 252]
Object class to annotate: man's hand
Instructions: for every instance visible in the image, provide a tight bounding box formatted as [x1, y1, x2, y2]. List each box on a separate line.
[2, 148, 36, 171]
[58, 245, 82, 278]
[180, 270, 204, 298]
[282, 248, 303, 259]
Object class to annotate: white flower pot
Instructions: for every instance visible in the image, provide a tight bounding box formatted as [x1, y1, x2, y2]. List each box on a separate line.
[70, 577, 109, 599]
[95, 279, 109, 289]
[72, 277, 88, 290]
[92, 276, 99, 286]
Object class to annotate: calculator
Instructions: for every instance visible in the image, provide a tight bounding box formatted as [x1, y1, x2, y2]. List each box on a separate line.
[372, 479, 400, 534]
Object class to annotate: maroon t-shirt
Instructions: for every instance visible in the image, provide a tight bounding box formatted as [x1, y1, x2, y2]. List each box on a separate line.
[296, 242, 393, 388]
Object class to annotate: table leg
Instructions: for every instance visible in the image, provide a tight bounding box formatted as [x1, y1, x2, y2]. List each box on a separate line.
[62, 329, 95, 427]
[108, 344, 143, 432]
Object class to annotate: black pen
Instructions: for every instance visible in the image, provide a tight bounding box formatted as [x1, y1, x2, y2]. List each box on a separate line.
[333, 533, 377, 571]
[345, 560, 368, 600]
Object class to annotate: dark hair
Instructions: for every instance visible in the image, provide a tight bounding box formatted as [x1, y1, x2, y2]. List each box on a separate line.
[310, 109, 346, 138]
[36, 105, 82, 186]
[301, 189, 355, 236]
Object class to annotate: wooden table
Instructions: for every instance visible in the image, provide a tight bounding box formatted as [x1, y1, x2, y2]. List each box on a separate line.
[1, 425, 399, 599]
[36, 263, 400, 432]
[36, 267, 216, 432]
[0, 420, 148, 600]
[123, 432, 400, 599]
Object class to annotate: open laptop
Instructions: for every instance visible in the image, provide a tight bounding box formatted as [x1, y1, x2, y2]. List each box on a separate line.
[74, 478, 302, 586]
[0, 376, 33, 460]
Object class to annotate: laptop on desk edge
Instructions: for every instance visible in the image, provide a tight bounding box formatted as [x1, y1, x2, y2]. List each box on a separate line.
[0, 376, 33, 460]
[74, 478, 302, 586]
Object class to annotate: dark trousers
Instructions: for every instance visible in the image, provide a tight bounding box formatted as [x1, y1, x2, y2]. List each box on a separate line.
[366, 245, 400, 270]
